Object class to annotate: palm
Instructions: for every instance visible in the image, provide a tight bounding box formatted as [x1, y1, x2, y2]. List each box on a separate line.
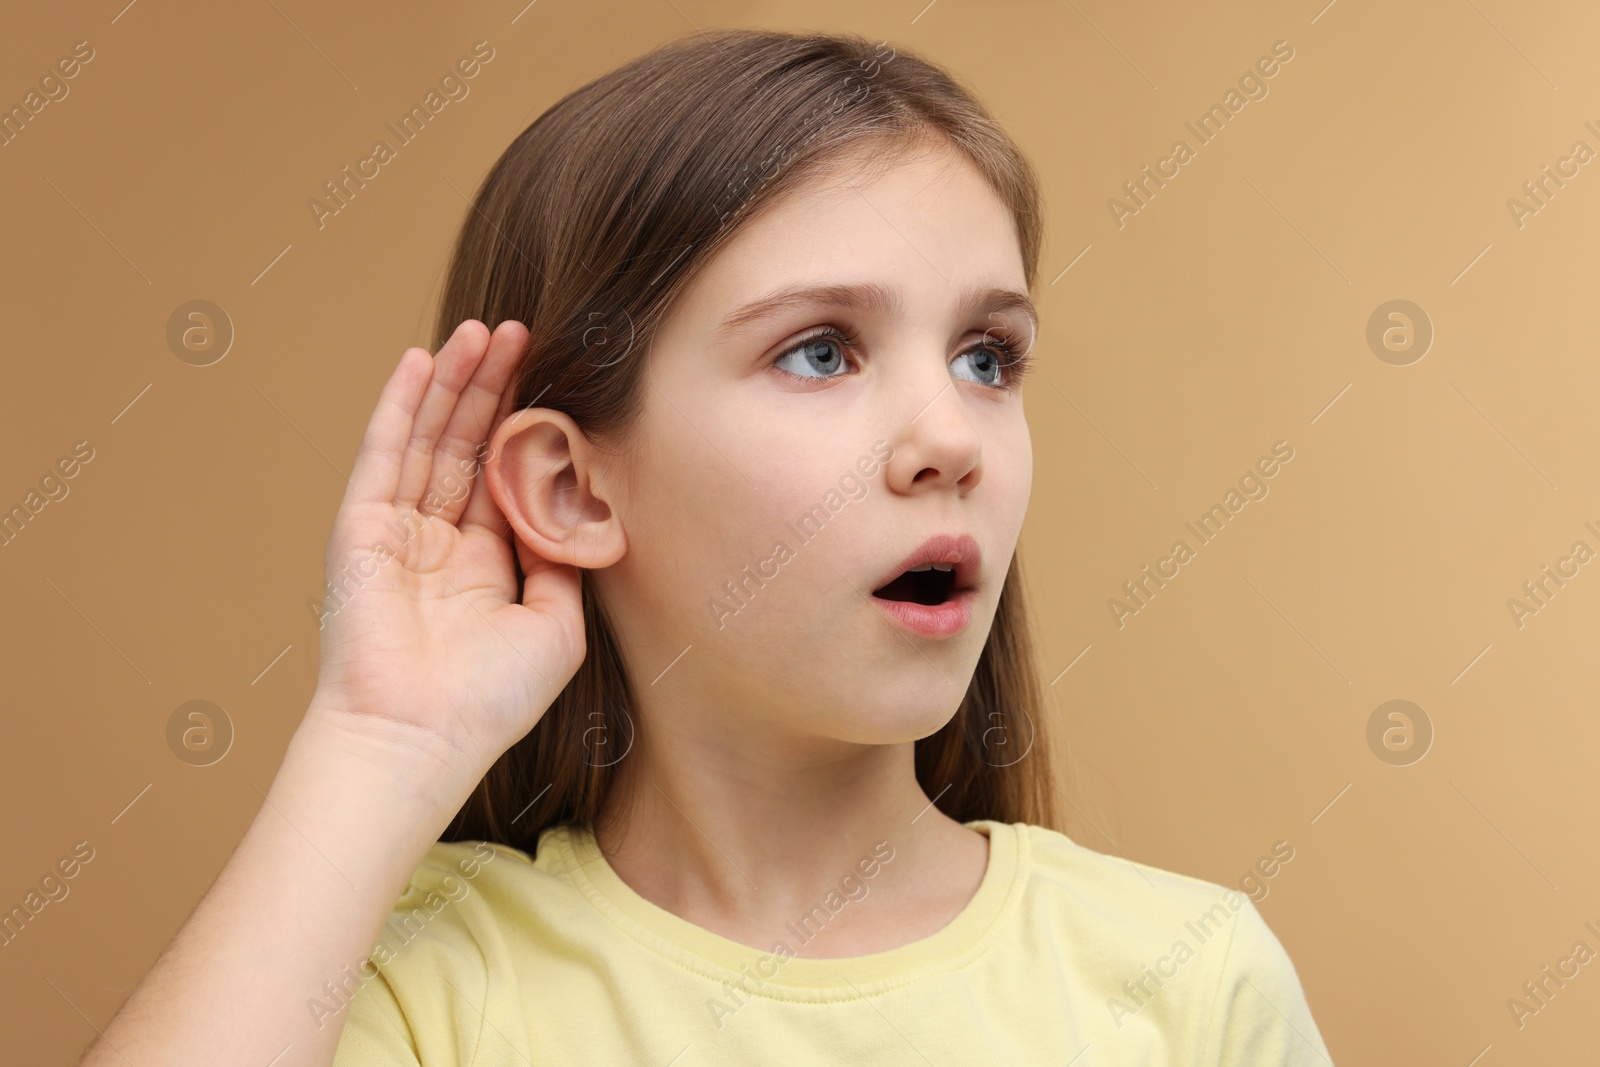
[314, 320, 584, 773]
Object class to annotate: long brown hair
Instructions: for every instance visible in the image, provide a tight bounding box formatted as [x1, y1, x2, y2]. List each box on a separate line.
[437, 27, 1060, 851]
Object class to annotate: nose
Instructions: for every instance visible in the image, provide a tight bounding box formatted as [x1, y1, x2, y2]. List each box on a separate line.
[881, 369, 984, 496]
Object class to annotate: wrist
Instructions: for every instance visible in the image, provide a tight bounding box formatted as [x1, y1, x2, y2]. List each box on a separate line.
[291, 696, 485, 820]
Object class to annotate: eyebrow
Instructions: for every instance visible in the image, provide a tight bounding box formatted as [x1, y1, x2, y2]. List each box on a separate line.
[716, 281, 1039, 337]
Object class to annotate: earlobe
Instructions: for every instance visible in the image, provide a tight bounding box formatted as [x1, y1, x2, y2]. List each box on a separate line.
[485, 408, 626, 569]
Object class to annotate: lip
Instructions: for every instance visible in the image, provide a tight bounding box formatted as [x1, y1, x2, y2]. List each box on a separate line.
[871, 587, 977, 638]
[868, 532, 982, 638]
[871, 532, 982, 594]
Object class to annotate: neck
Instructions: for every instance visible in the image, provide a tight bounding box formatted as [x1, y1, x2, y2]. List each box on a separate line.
[592, 710, 983, 958]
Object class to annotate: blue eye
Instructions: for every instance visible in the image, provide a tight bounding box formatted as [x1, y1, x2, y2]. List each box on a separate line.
[958, 332, 1032, 390]
[772, 328, 857, 382]
[769, 325, 1033, 390]
[954, 348, 1003, 386]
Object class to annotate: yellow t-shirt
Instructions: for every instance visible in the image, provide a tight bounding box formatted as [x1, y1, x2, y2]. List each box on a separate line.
[331, 820, 1333, 1065]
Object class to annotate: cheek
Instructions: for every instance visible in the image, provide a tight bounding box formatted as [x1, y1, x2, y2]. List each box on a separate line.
[619, 410, 831, 618]
[986, 411, 1032, 524]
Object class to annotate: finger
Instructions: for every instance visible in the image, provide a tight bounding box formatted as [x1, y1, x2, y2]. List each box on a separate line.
[513, 521, 580, 613]
[393, 319, 493, 513]
[460, 336, 536, 536]
[507, 538, 586, 700]
[341, 347, 435, 512]
[423, 319, 529, 529]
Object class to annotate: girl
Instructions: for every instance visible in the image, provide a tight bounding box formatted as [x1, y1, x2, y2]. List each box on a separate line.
[82, 28, 1333, 1067]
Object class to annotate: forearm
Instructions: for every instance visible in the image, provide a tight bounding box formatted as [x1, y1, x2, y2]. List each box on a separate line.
[80, 702, 476, 1067]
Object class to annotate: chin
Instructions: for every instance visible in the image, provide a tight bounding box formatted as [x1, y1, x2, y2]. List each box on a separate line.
[827, 702, 964, 747]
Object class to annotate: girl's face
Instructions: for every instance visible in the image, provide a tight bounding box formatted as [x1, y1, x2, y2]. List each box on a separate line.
[597, 138, 1036, 747]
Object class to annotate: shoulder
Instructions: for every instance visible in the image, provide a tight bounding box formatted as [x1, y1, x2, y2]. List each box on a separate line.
[381, 835, 573, 946]
[362, 839, 538, 979]
[408, 837, 536, 887]
[333, 836, 563, 1065]
[1003, 823, 1334, 1063]
[1008, 820, 1254, 931]
[382, 839, 536, 928]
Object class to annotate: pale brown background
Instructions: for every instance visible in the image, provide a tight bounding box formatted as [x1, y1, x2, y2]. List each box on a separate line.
[3, 0, 1597, 1062]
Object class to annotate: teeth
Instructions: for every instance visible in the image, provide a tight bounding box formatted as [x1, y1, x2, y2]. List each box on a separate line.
[907, 563, 956, 572]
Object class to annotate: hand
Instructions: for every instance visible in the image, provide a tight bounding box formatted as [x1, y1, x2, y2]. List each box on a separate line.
[309, 319, 585, 786]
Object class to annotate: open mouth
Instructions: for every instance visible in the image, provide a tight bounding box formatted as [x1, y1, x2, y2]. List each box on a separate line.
[872, 563, 957, 606]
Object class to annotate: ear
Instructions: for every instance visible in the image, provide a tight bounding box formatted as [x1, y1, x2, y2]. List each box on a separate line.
[484, 407, 626, 570]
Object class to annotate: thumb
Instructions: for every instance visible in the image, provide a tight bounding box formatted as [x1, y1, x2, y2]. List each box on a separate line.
[513, 532, 583, 613]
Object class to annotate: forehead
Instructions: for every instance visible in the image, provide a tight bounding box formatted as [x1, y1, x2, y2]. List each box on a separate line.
[673, 140, 1028, 331]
